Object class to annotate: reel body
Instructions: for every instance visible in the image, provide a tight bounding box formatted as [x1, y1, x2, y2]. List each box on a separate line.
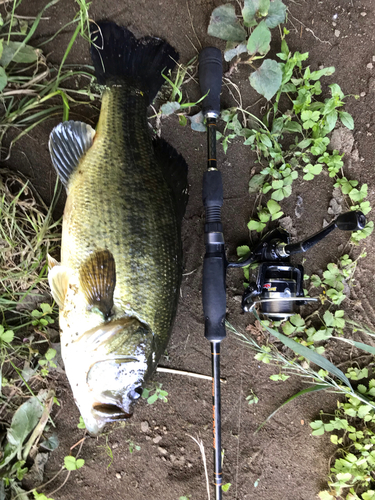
[238, 211, 366, 320]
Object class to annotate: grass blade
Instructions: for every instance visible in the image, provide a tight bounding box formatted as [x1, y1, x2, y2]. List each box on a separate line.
[255, 385, 328, 433]
[253, 310, 353, 390]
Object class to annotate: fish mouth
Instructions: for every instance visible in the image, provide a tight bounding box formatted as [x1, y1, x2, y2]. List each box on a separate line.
[92, 403, 133, 421]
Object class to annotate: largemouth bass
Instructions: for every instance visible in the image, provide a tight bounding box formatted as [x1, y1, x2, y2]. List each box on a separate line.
[48, 21, 188, 435]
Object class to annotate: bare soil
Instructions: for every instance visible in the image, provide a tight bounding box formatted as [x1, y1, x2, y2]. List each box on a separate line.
[3, 0, 375, 499]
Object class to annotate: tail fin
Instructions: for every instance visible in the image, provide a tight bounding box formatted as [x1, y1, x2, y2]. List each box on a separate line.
[90, 21, 179, 103]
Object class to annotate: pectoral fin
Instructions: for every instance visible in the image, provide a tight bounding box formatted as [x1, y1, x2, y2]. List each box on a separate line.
[48, 265, 70, 309]
[49, 120, 95, 188]
[79, 250, 116, 320]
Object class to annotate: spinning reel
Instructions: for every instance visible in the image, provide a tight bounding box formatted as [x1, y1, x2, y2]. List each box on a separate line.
[228, 211, 366, 321]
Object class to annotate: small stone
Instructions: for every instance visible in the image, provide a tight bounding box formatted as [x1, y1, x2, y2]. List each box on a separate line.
[158, 446, 168, 455]
[332, 22, 336, 27]
[153, 435, 162, 444]
[367, 63, 373, 69]
[373, 56, 375, 62]
[112, 443, 118, 449]
[361, 11, 367, 16]
[360, 91, 366, 97]
[334, 29, 340, 37]
[145, 436, 151, 441]
[163, 426, 168, 434]
[116, 473, 121, 479]
[141, 421, 149, 432]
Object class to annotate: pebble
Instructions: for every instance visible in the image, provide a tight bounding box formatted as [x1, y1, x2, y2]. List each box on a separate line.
[373, 56, 375, 62]
[153, 435, 162, 444]
[116, 473, 121, 479]
[334, 29, 340, 37]
[112, 443, 118, 449]
[361, 11, 367, 16]
[141, 421, 149, 432]
[360, 91, 366, 97]
[367, 63, 373, 69]
[158, 446, 168, 455]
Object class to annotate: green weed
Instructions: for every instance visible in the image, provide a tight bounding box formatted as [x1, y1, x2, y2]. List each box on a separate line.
[311, 371, 375, 499]
[142, 382, 168, 404]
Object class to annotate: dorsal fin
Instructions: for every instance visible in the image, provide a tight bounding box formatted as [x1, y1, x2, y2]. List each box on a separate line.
[49, 121, 95, 188]
[79, 250, 116, 320]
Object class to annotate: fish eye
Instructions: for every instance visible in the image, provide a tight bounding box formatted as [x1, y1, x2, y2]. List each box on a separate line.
[129, 386, 143, 400]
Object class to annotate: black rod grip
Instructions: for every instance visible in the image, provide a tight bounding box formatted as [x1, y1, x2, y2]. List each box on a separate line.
[199, 47, 222, 118]
[202, 251, 226, 342]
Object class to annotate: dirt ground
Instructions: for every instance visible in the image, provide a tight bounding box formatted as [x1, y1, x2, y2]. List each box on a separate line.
[3, 0, 375, 498]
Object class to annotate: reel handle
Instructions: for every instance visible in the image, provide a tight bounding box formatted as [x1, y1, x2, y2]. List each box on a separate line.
[199, 47, 222, 118]
[336, 211, 366, 231]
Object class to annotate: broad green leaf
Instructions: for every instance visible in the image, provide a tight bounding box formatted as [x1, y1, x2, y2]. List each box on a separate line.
[309, 66, 335, 81]
[242, 0, 270, 26]
[249, 59, 282, 100]
[40, 433, 59, 451]
[224, 42, 247, 62]
[0, 41, 39, 67]
[0, 66, 7, 92]
[160, 101, 180, 116]
[324, 110, 338, 132]
[189, 111, 206, 132]
[222, 483, 231, 492]
[247, 21, 271, 55]
[1, 396, 44, 467]
[264, 0, 287, 28]
[283, 121, 302, 133]
[253, 310, 353, 390]
[249, 173, 266, 193]
[339, 111, 354, 130]
[248, 219, 266, 232]
[267, 199, 281, 215]
[208, 4, 247, 42]
[64, 456, 85, 470]
[0, 328, 14, 343]
[271, 184, 291, 200]
[318, 491, 335, 500]
[237, 245, 250, 257]
[147, 393, 158, 404]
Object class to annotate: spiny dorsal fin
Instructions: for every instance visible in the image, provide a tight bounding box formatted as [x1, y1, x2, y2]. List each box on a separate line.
[49, 121, 95, 188]
[48, 265, 70, 309]
[79, 250, 116, 320]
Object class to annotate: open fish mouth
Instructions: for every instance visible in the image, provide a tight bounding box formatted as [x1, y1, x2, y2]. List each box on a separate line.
[92, 403, 133, 420]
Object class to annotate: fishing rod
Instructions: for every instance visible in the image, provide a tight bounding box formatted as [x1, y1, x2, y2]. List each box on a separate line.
[199, 46, 367, 499]
[199, 47, 225, 500]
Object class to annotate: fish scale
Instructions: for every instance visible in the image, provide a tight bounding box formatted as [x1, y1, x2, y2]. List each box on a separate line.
[62, 85, 181, 348]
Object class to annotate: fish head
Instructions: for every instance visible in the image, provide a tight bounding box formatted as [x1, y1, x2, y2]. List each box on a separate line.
[62, 317, 155, 435]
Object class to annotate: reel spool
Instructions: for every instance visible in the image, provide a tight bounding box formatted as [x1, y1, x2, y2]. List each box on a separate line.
[242, 263, 316, 320]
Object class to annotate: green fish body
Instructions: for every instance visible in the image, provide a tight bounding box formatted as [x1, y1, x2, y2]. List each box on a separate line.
[48, 22, 187, 434]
